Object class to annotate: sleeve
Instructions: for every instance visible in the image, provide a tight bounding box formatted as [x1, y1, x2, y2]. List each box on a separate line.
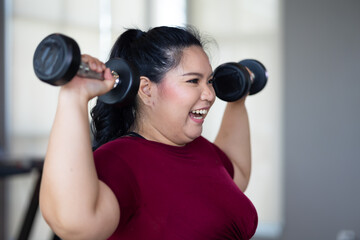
[93, 146, 140, 230]
[212, 143, 235, 179]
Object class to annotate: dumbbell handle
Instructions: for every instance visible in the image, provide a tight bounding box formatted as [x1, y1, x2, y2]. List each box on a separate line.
[77, 62, 122, 88]
[77, 62, 104, 80]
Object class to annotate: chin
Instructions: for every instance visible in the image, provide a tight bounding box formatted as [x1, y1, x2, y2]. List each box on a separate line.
[185, 127, 203, 142]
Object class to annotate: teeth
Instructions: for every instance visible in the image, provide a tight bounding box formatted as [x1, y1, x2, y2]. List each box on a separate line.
[191, 109, 208, 115]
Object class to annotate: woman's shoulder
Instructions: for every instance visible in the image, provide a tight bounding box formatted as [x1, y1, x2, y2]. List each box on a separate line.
[192, 136, 235, 178]
[189, 136, 220, 151]
[92, 136, 143, 165]
[95, 136, 141, 152]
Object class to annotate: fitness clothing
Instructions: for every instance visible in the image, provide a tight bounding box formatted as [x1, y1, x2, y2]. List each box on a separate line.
[94, 135, 258, 240]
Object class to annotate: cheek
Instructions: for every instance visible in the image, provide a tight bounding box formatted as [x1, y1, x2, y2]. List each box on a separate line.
[159, 83, 192, 106]
[156, 84, 198, 125]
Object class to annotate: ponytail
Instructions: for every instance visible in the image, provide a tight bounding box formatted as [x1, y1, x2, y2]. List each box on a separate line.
[91, 30, 142, 150]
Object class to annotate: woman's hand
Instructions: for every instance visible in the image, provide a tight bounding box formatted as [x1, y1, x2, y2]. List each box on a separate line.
[60, 54, 117, 103]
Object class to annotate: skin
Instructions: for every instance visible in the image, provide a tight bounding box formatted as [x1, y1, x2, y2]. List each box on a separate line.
[40, 47, 252, 240]
[214, 97, 252, 192]
[134, 46, 215, 146]
[40, 55, 119, 240]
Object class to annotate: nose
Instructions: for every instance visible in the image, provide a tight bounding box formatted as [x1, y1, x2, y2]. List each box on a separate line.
[200, 83, 216, 102]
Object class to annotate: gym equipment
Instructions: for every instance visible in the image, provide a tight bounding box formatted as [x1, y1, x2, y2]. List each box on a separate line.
[212, 59, 268, 102]
[0, 158, 60, 240]
[33, 33, 139, 105]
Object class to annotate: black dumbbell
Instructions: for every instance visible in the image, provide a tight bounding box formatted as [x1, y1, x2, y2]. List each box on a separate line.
[212, 59, 268, 102]
[33, 33, 140, 105]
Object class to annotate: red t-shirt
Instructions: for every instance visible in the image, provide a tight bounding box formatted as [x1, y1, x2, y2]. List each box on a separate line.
[94, 136, 258, 240]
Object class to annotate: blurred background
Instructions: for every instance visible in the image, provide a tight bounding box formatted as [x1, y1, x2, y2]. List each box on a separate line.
[0, 0, 359, 239]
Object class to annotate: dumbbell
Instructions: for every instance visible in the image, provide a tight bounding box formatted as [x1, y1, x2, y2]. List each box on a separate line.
[212, 59, 268, 102]
[33, 33, 139, 105]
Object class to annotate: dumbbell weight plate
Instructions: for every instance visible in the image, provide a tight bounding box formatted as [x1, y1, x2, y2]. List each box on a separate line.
[239, 59, 268, 95]
[33, 33, 81, 86]
[33, 33, 140, 106]
[212, 62, 251, 102]
[98, 58, 140, 106]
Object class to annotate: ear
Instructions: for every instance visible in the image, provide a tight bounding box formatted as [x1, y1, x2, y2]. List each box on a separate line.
[138, 76, 155, 106]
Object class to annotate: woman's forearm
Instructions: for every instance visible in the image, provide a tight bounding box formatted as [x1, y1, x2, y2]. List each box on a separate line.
[214, 100, 251, 191]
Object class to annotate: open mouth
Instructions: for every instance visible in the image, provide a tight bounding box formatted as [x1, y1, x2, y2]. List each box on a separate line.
[189, 109, 208, 120]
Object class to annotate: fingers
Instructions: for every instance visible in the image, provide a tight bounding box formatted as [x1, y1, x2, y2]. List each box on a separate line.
[245, 67, 255, 84]
[103, 68, 118, 88]
[82, 54, 106, 73]
[80, 54, 116, 85]
[71, 54, 117, 99]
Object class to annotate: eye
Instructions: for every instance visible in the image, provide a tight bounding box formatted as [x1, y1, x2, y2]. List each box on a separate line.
[187, 78, 199, 84]
[208, 78, 214, 85]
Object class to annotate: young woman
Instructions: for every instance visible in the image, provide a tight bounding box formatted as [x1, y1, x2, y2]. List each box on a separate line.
[39, 26, 257, 240]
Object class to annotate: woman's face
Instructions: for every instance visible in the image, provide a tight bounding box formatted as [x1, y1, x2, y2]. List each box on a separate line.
[148, 45, 215, 146]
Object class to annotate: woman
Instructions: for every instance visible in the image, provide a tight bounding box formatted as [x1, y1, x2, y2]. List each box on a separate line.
[40, 26, 258, 240]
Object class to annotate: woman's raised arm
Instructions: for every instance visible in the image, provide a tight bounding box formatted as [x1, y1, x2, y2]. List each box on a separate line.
[214, 97, 252, 192]
[39, 55, 120, 240]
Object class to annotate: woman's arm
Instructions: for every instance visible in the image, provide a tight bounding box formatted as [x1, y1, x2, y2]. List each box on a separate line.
[39, 55, 120, 240]
[214, 97, 251, 192]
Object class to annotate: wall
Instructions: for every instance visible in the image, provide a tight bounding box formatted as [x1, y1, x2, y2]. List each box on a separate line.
[0, 0, 4, 154]
[281, 0, 360, 239]
[0, 0, 6, 237]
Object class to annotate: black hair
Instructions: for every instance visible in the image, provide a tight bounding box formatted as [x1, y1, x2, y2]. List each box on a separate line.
[91, 26, 204, 149]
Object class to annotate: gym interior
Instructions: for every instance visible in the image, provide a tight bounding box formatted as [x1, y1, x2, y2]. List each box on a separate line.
[1, 0, 359, 239]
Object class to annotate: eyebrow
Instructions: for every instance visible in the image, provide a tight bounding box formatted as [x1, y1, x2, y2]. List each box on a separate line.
[182, 72, 214, 78]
